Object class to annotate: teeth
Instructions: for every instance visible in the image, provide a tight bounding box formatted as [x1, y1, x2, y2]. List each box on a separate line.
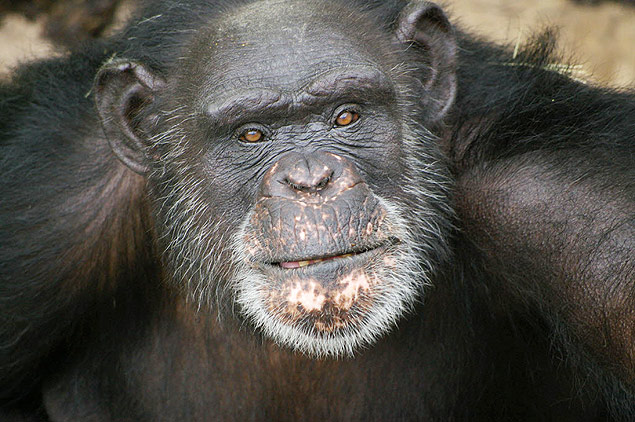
[280, 253, 355, 269]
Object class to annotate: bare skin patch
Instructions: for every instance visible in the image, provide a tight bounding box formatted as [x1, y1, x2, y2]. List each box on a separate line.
[333, 269, 371, 310]
[265, 266, 378, 333]
[285, 278, 326, 312]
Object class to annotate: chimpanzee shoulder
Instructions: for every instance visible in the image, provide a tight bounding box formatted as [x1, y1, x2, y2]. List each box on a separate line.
[449, 30, 634, 421]
[449, 30, 635, 165]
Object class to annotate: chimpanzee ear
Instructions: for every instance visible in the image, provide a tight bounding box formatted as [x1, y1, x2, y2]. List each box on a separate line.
[94, 59, 165, 175]
[396, 1, 457, 122]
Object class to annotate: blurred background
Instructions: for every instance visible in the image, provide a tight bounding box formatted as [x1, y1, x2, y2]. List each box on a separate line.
[0, 0, 633, 85]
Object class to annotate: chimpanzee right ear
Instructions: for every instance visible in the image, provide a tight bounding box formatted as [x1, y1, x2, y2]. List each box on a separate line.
[94, 59, 166, 175]
[395, 1, 457, 122]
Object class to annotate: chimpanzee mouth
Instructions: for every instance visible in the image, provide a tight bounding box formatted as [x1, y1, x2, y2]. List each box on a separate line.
[235, 200, 419, 356]
[271, 238, 400, 270]
[278, 251, 357, 269]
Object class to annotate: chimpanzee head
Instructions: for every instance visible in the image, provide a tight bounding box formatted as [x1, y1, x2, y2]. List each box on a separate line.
[95, 0, 456, 357]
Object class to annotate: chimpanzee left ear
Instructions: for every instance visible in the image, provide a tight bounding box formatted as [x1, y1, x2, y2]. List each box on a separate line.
[396, 1, 457, 122]
[94, 58, 166, 175]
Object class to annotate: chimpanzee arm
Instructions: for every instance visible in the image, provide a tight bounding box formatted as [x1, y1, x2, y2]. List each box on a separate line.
[0, 55, 156, 405]
[455, 148, 634, 404]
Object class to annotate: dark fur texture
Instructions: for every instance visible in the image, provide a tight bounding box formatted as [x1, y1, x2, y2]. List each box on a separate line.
[0, 1, 633, 420]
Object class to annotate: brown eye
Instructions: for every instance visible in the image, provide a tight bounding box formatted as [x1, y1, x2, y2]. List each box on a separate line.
[240, 129, 264, 142]
[335, 110, 359, 127]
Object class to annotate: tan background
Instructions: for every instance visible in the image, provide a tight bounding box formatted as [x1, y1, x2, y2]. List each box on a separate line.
[0, 0, 634, 85]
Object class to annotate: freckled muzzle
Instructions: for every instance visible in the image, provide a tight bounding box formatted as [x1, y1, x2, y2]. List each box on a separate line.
[239, 151, 402, 334]
[244, 190, 395, 333]
[247, 184, 389, 264]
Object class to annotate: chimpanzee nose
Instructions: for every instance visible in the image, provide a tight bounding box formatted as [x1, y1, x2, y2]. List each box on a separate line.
[260, 152, 362, 201]
[285, 159, 333, 193]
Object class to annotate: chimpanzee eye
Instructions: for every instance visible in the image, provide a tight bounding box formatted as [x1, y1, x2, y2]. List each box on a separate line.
[335, 110, 360, 127]
[239, 129, 265, 143]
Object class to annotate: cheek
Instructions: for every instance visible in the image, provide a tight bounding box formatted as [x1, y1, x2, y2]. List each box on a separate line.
[198, 151, 264, 214]
[360, 138, 407, 197]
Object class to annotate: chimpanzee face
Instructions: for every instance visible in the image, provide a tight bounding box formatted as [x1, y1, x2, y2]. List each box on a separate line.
[96, 0, 455, 357]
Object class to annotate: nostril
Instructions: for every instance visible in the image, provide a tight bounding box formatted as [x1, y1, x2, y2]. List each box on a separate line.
[284, 178, 306, 192]
[285, 171, 333, 193]
[314, 173, 332, 190]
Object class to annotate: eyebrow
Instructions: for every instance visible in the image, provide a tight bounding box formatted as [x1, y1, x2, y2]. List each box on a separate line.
[205, 89, 288, 125]
[203, 65, 395, 125]
[300, 65, 395, 105]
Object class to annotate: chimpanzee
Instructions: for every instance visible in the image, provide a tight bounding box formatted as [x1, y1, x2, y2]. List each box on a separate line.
[0, 0, 633, 420]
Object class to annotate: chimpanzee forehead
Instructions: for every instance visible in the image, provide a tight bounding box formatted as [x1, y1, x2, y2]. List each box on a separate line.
[184, 0, 396, 97]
